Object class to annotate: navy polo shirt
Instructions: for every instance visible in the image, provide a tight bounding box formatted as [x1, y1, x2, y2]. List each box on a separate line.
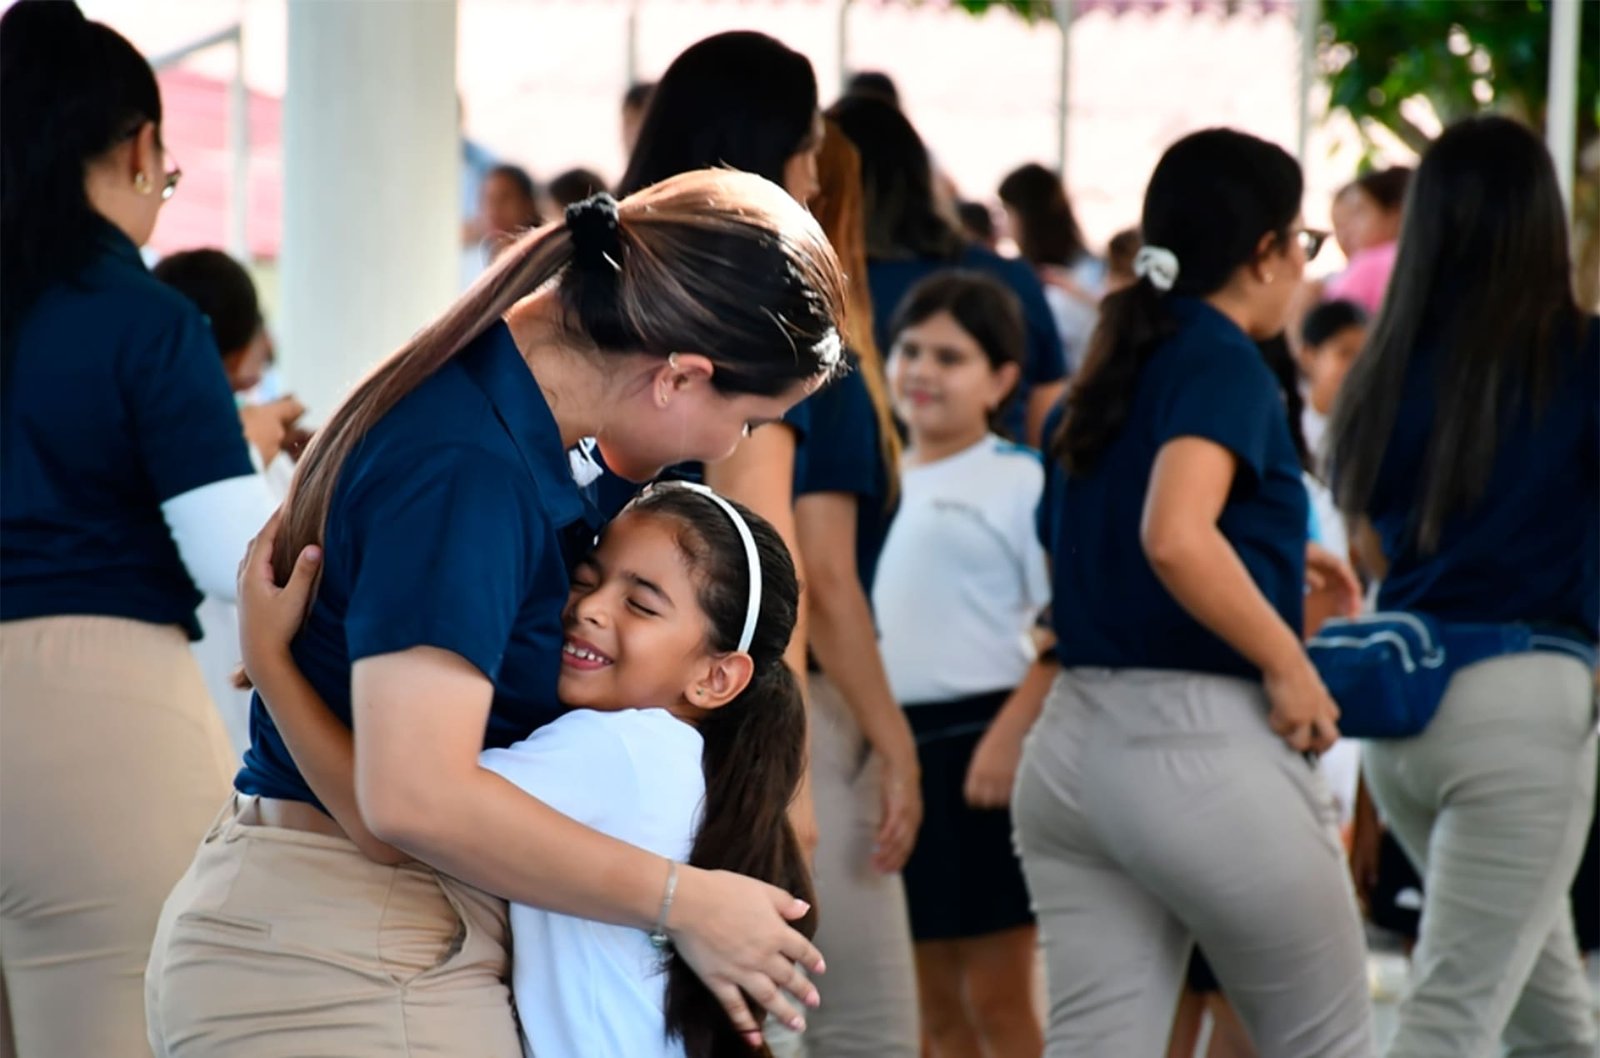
[869, 246, 1067, 440]
[584, 401, 812, 521]
[236, 321, 601, 807]
[1367, 318, 1598, 639]
[2, 227, 255, 640]
[794, 363, 893, 596]
[1040, 298, 1308, 678]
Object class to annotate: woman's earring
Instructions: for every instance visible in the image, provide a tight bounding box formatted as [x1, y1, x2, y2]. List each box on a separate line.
[133, 172, 154, 195]
[668, 353, 680, 372]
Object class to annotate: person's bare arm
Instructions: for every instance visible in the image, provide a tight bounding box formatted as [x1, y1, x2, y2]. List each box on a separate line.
[964, 652, 1058, 808]
[1026, 380, 1068, 449]
[1142, 437, 1341, 754]
[795, 491, 922, 872]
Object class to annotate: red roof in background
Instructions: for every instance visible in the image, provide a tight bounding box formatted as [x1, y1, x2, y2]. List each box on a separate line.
[150, 67, 283, 260]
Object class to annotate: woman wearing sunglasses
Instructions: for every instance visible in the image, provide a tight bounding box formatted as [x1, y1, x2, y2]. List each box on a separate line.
[1013, 128, 1374, 1057]
[0, 4, 276, 1055]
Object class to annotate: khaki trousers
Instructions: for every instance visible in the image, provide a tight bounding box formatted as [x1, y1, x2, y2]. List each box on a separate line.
[0, 615, 235, 1058]
[1012, 668, 1376, 1058]
[1365, 653, 1599, 1058]
[146, 795, 520, 1057]
[802, 675, 921, 1057]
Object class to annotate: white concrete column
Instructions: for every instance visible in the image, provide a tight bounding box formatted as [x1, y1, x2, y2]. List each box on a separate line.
[280, 0, 459, 421]
[1545, 0, 1579, 215]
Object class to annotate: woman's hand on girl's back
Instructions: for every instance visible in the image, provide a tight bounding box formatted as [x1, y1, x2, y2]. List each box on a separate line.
[236, 508, 320, 686]
[670, 866, 825, 1044]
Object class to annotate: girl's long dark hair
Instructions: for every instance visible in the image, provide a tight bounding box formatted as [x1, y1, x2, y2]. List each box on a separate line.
[1051, 128, 1302, 474]
[827, 94, 964, 262]
[618, 31, 818, 197]
[998, 163, 1090, 268]
[1, 0, 163, 338]
[628, 487, 814, 1058]
[1327, 115, 1582, 554]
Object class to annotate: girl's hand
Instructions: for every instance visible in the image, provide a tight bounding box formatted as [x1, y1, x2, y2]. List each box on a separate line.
[964, 724, 1025, 809]
[1263, 654, 1341, 756]
[1305, 541, 1362, 620]
[669, 866, 824, 1047]
[237, 508, 321, 686]
[871, 740, 922, 874]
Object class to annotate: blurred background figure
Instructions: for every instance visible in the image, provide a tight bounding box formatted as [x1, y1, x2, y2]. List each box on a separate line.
[1104, 227, 1144, 294]
[1324, 166, 1409, 315]
[153, 247, 302, 758]
[830, 95, 1066, 447]
[620, 80, 654, 155]
[1297, 298, 1367, 462]
[842, 69, 901, 108]
[545, 166, 609, 212]
[478, 163, 543, 264]
[998, 162, 1105, 375]
[955, 200, 1000, 252]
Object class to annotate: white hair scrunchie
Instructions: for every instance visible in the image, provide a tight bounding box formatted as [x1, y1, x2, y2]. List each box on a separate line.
[1133, 245, 1180, 292]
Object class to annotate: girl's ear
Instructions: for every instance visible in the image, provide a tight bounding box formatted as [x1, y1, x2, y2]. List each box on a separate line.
[683, 651, 755, 713]
[988, 360, 1022, 414]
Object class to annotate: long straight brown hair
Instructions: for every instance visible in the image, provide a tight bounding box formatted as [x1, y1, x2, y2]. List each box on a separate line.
[274, 169, 848, 580]
[812, 116, 901, 505]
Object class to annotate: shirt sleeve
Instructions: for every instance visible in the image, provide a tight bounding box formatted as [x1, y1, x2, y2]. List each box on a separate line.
[126, 305, 256, 502]
[343, 448, 540, 680]
[1011, 461, 1053, 613]
[478, 711, 638, 832]
[1152, 343, 1280, 490]
[795, 369, 879, 498]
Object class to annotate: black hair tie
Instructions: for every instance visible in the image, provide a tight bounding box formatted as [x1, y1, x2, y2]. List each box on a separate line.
[565, 192, 624, 276]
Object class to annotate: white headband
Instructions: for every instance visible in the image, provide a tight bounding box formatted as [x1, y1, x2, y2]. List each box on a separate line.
[1133, 245, 1180, 292]
[641, 481, 763, 654]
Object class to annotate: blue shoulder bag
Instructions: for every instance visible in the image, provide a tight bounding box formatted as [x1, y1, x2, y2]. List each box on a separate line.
[1308, 612, 1597, 739]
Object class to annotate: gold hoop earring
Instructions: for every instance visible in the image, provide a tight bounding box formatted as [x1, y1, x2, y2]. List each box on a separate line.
[133, 172, 154, 195]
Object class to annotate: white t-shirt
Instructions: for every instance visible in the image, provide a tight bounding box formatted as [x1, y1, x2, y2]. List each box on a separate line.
[872, 435, 1052, 704]
[479, 708, 705, 1058]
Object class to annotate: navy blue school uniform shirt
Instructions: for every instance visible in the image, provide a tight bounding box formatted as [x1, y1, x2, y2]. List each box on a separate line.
[869, 245, 1066, 440]
[2, 226, 255, 640]
[1367, 318, 1598, 639]
[1039, 298, 1308, 678]
[794, 363, 893, 596]
[236, 321, 601, 808]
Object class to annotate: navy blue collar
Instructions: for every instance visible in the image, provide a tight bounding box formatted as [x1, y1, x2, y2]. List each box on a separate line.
[95, 222, 147, 269]
[1167, 296, 1250, 343]
[459, 319, 588, 529]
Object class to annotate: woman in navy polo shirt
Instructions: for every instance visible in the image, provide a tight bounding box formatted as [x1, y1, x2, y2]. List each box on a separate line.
[828, 94, 1067, 447]
[1329, 116, 1598, 1058]
[792, 120, 924, 1057]
[1012, 129, 1374, 1057]
[0, 5, 277, 1055]
[145, 171, 846, 1055]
